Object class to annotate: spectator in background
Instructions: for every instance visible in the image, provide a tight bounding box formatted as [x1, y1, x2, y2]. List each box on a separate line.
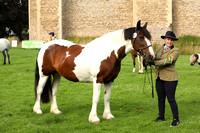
[48, 32, 57, 42]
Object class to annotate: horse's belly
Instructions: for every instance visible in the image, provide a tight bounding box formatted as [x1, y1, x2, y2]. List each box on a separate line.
[73, 68, 94, 82]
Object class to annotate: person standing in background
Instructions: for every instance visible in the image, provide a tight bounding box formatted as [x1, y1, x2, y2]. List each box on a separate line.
[48, 32, 57, 42]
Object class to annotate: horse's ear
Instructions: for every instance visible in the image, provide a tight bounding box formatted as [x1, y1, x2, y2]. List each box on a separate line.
[143, 22, 148, 29]
[136, 20, 141, 30]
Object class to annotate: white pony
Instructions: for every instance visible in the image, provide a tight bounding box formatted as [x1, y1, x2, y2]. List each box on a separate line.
[0, 38, 10, 65]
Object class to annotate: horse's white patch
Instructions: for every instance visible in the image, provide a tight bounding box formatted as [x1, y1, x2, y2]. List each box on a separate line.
[197, 53, 200, 63]
[66, 51, 70, 58]
[145, 37, 155, 57]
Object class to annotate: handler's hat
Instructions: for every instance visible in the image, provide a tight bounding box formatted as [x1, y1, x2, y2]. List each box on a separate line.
[161, 31, 178, 41]
[49, 32, 54, 36]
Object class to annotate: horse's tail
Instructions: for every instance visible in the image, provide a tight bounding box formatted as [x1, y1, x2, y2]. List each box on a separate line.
[35, 58, 52, 103]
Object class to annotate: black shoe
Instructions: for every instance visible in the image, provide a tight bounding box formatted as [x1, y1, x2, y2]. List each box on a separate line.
[155, 117, 165, 122]
[170, 119, 180, 127]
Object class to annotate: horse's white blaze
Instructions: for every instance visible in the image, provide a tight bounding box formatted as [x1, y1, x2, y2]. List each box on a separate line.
[145, 37, 155, 57]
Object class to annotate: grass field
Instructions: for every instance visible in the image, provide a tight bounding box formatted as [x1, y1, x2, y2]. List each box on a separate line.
[0, 48, 200, 133]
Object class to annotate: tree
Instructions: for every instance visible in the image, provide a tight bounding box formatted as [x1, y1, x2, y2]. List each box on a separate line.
[0, 0, 28, 40]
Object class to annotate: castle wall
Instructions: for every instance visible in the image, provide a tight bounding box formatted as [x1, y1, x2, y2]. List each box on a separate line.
[29, 0, 61, 41]
[29, 0, 200, 44]
[62, 0, 133, 37]
[172, 0, 200, 37]
[133, 0, 172, 44]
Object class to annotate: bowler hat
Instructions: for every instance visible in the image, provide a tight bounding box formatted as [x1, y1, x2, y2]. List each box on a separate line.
[161, 31, 178, 41]
[49, 32, 54, 36]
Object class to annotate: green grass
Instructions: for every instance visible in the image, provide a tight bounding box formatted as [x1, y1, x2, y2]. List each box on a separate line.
[0, 48, 200, 132]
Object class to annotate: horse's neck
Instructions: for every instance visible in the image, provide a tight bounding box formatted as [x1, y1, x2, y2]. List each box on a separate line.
[87, 29, 132, 54]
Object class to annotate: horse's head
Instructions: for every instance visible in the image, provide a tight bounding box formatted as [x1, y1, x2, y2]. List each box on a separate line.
[131, 20, 155, 65]
[190, 54, 200, 66]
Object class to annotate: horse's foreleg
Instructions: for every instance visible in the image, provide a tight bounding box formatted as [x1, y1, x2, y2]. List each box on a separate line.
[89, 79, 102, 123]
[138, 55, 144, 74]
[131, 50, 136, 72]
[33, 76, 48, 114]
[103, 82, 115, 120]
[50, 72, 62, 114]
[133, 57, 136, 72]
[2, 51, 6, 65]
[6, 50, 10, 64]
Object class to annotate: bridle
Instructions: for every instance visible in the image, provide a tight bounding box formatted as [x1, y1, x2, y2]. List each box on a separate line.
[132, 32, 155, 98]
[132, 32, 152, 57]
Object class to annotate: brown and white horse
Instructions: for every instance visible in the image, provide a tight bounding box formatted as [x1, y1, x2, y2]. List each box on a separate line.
[190, 53, 200, 65]
[33, 20, 154, 123]
[131, 50, 144, 73]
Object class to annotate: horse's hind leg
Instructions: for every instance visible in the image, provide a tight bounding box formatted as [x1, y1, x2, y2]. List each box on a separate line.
[89, 79, 102, 123]
[33, 75, 48, 114]
[6, 50, 10, 64]
[103, 82, 115, 120]
[131, 50, 136, 72]
[2, 51, 6, 65]
[138, 55, 144, 74]
[50, 72, 62, 114]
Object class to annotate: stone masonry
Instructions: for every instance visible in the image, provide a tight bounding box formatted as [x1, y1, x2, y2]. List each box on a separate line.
[29, 0, 200, 44]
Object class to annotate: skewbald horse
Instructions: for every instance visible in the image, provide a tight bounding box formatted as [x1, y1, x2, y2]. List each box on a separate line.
[33, 20, 154, 123]
[190, 53, 200, 65]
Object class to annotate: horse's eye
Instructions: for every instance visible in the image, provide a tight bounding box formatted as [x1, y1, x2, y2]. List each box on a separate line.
[139, 36, 144, 39]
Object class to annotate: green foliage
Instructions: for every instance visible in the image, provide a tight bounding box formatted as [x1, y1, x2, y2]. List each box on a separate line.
[0, 48, 200, 132]
[153, 35, 200, 54]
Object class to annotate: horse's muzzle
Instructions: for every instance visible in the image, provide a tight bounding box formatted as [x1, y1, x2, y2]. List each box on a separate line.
[143, 54, 154, 67]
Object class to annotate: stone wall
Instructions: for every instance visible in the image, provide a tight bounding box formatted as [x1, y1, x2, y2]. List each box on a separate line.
[133, 0, 172, 44]
[62, 0, 133, 37]
[172, 0, 200, 37]
[29, 0, 200, 44]
[29, 0, 61, 41]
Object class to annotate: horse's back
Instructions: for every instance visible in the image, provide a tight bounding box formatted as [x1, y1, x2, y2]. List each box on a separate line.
[38, 40, 86, 81]
[0, 38, 10, 52]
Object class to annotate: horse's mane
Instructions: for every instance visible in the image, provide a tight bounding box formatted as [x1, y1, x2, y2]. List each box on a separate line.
[87, 27, 151, 46]
[124, 27, 151, 41]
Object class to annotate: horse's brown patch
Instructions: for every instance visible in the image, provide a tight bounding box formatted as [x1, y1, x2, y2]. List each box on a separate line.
[96, 46, 126, 84]
[42, 44, 84, 81]
[194, 54, 199, 60]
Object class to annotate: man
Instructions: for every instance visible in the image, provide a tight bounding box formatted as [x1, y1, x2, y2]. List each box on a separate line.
[48, 32, 57, 41]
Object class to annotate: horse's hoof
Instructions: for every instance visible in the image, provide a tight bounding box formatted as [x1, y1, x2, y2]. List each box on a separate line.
[89, 114, 101, 124]
[33, 108, 43, 114]
[89, 119, 101, 124]
[103, 113, 115, 120]
[50, 109, 62, 114]
[138, 72, 143, 74]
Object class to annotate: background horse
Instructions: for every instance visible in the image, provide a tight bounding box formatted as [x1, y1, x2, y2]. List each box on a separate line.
[33, 20, 154, 123]
[131, 50, 144, 74]
[190, 53, 200, 65]
[0, 38, 10, 65]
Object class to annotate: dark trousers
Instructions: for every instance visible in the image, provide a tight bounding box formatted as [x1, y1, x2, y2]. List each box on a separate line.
[156, 77, 179, 120]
